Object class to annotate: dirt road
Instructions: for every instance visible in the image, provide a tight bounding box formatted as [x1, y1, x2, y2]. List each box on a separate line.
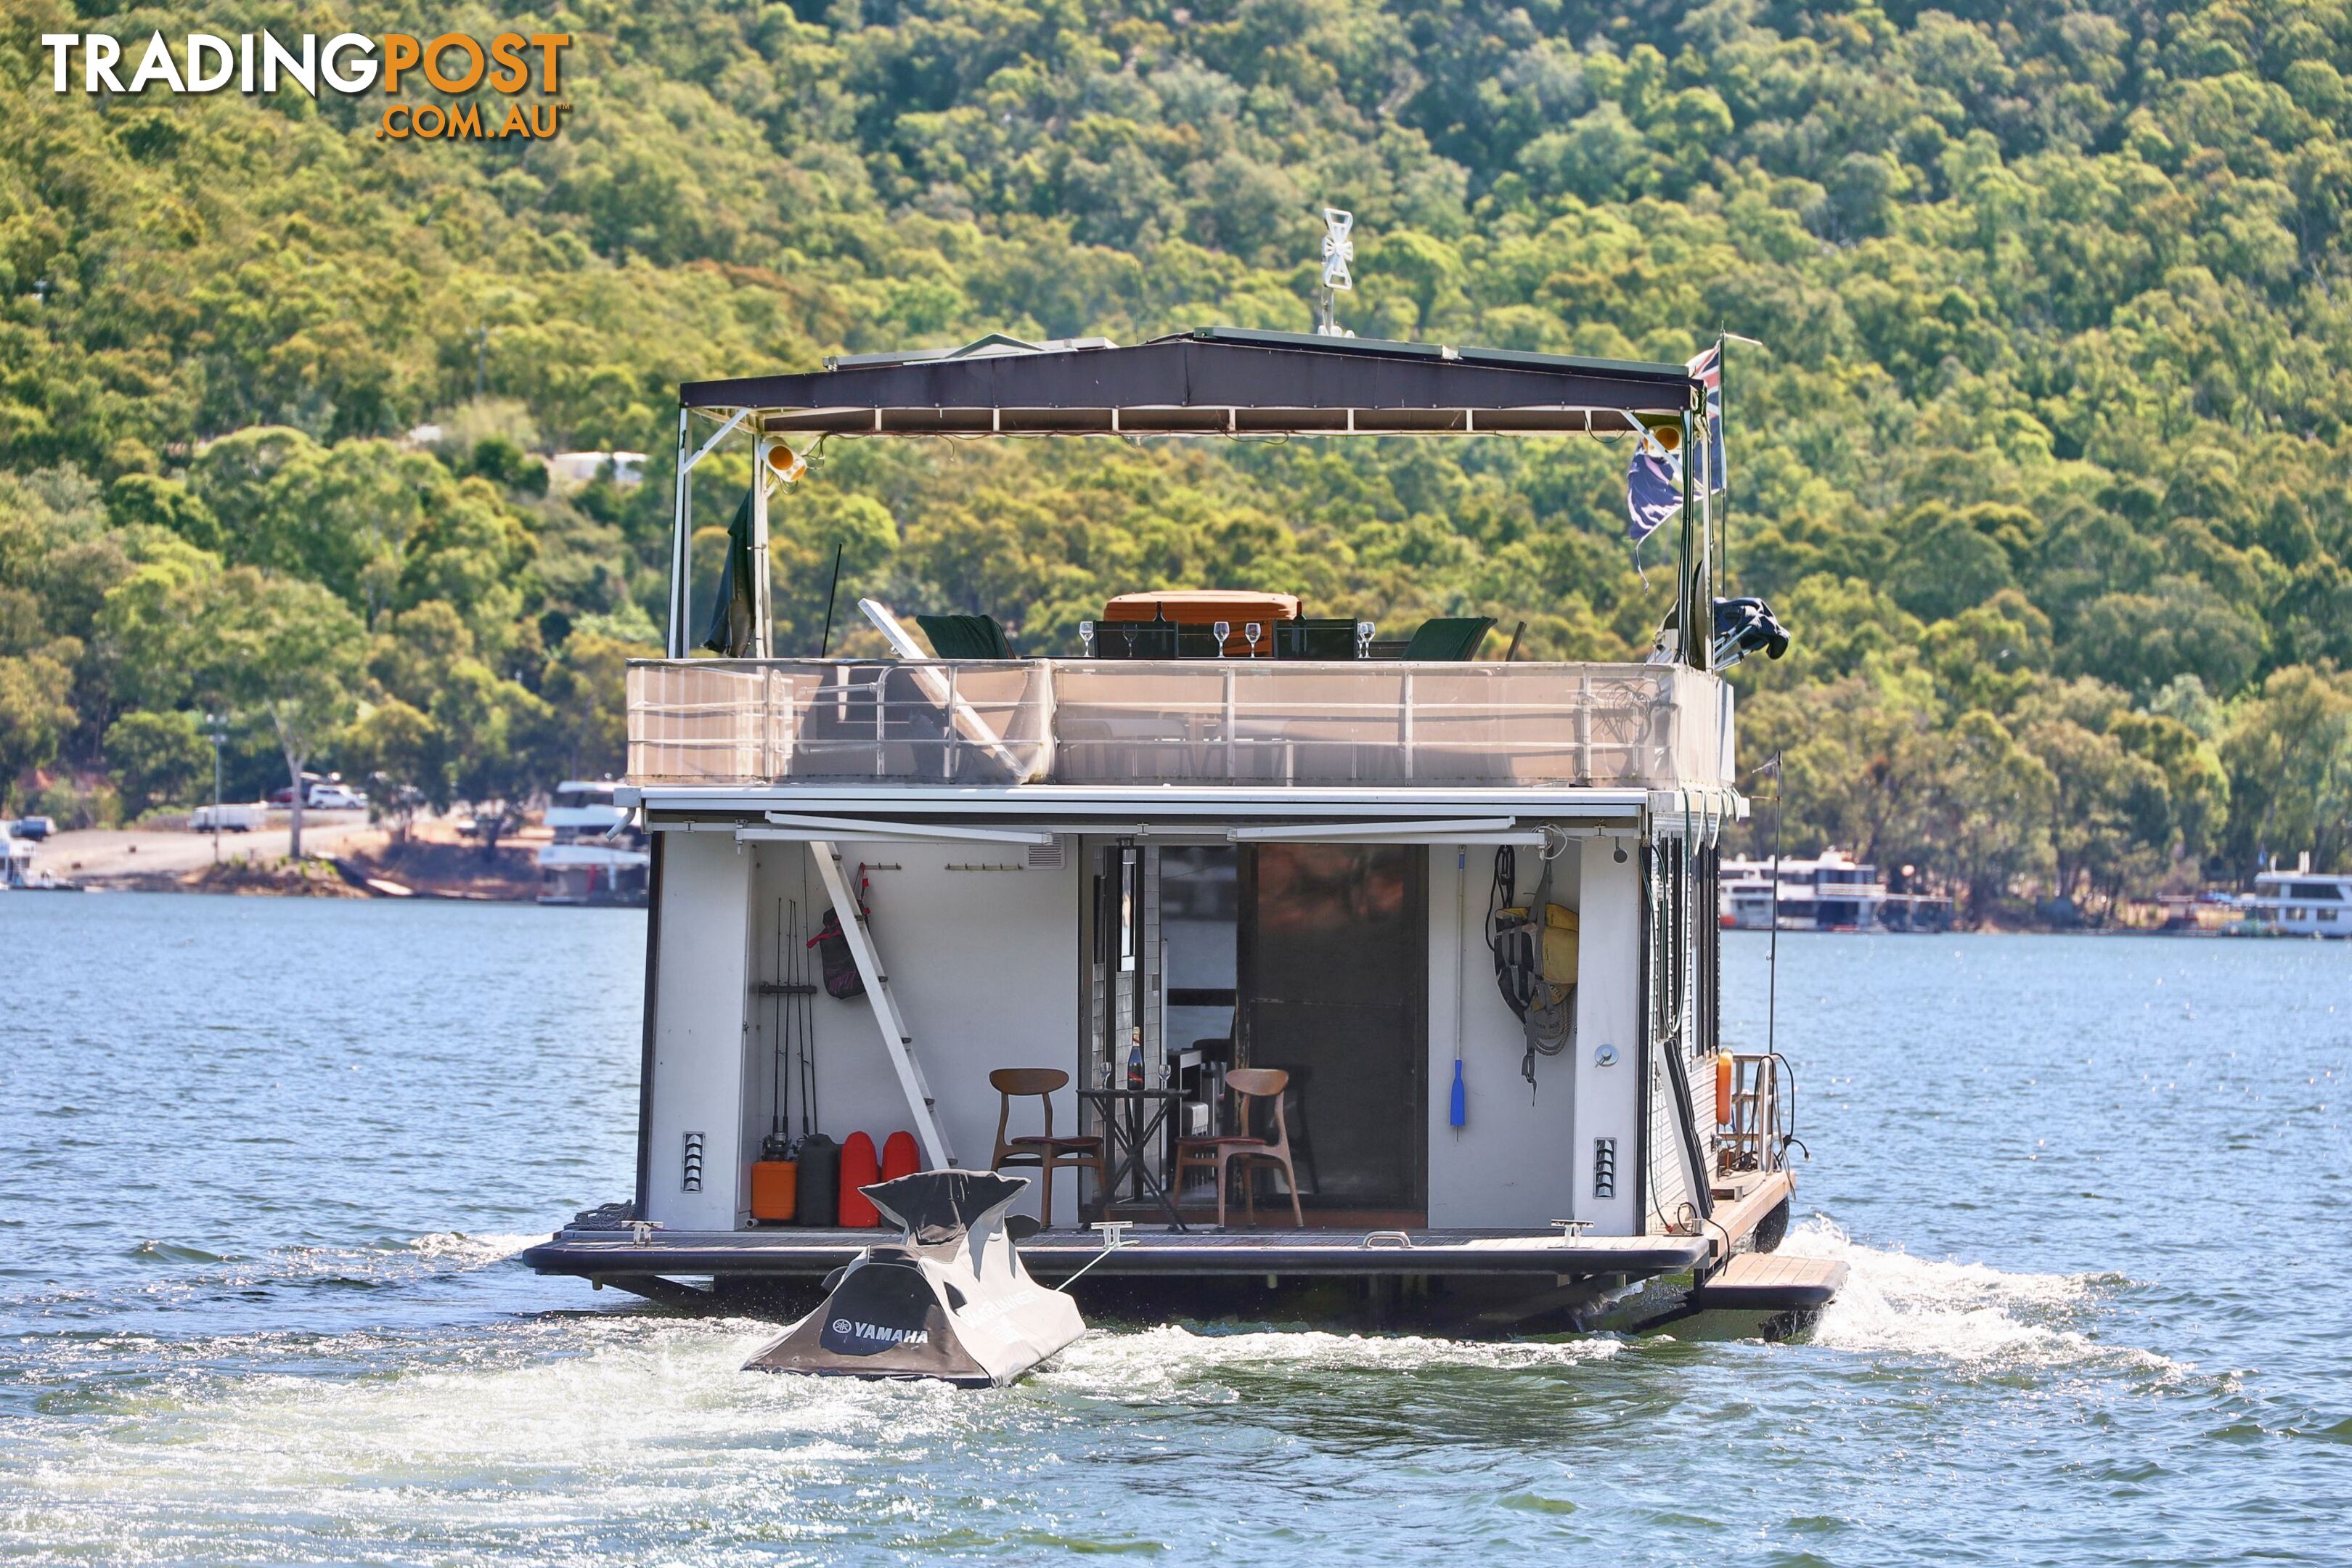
[29, 813, 382, 883]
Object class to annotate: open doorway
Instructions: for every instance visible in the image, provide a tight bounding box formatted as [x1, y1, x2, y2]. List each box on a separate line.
[1084, 839, 1428, 1222]
[1161, 844, 1240, 1091]
[1239, 844, 1427, 1216]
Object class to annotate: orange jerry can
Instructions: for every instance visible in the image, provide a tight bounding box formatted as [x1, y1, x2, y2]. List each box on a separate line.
[880, 1130, 920, 1182]
[837, 1132, 881, 1226]
[749, 1159, 799, 1223]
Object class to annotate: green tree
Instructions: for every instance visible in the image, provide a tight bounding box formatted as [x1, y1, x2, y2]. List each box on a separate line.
[0, 640, 77, 813]
[540, 629, 657, 780]
[2221, 666, 2352, 875]
[340, 698, 440, 839]
[1924, 711, 2057, 924]
[105, 709, 210, 816]
[192, 571, 366, 859]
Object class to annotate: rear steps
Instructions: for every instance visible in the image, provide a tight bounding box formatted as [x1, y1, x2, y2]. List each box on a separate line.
[1691, 1252, 1847, 1312]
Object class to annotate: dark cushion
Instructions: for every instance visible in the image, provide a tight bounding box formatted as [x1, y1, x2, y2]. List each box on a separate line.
[1402, 616, 1495, 661]
[915, 613, 1015, 660]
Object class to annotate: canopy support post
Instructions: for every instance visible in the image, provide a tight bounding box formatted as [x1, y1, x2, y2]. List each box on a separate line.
[1678, 407, 1699, 669]
[751, 438, 775, 659]
[666, 405, 690, 657]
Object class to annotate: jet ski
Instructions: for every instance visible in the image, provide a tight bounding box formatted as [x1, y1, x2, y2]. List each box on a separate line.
[743, 1169, 1085, 1387]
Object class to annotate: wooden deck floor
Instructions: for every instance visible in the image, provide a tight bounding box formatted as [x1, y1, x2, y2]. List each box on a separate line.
[1690, 1252, 1847, 1311]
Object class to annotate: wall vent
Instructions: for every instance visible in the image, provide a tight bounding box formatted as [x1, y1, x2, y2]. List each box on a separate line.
[682, 1130, 706, 1193]
[1593, 1137, 1617, 1200]
[1026, 837, 1066, 870]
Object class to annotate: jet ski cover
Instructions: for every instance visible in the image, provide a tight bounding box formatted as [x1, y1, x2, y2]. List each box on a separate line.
[744, 1170, 1085, 1387]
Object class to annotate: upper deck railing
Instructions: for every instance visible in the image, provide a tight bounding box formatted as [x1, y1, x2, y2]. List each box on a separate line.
[626, 659, 1733, 791]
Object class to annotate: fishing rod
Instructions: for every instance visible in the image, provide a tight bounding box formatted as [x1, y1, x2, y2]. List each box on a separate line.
[816, 542, 844, 658]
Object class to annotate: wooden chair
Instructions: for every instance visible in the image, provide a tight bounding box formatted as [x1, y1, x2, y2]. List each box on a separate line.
[987, 1068, 1103, 1228]
[1174, 1067, 1304, 1228]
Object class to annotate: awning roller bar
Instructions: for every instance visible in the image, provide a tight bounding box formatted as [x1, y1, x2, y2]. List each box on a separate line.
[1228, 817, 1515, 841]
[748, 812, 1054, 846]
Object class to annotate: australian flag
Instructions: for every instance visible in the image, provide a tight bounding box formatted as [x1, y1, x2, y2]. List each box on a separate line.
[1688, 340, 1726, 494]
[1625, 445, 1681, 545]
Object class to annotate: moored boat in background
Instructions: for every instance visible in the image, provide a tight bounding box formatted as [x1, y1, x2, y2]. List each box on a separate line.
[536, 780, 650, 906]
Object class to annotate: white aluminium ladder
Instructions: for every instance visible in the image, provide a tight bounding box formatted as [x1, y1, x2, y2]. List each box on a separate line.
[808, 840, 957, 1169]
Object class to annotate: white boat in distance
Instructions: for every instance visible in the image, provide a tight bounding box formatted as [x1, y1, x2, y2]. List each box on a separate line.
[2250, 859, 2352, 938]
[537, 780, 651, 906]
[1718, 849, 1950, 933]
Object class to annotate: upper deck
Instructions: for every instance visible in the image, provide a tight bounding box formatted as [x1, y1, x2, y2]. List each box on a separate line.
[624, 656, 1734, 793]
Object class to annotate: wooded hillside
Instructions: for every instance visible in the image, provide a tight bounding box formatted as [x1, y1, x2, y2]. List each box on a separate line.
[5, 1, 2351, 910]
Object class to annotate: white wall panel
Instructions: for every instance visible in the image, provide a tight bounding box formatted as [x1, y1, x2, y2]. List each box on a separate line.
[644, 830, 755, 1230]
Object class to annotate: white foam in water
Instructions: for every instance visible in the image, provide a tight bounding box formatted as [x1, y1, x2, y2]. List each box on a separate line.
[14, 1318, 967, 1556]
[1778, 1217, 2175, 1373]
[16, 1318, 1616, 1529]
[401, 1230, 548, 1266]
[1042, 1323, 1622, 1400]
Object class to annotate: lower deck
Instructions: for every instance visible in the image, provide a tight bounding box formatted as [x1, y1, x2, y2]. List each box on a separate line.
[523, 1223, 1714, 1283]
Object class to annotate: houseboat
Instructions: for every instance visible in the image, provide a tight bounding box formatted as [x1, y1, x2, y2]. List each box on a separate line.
[522, 328, 1842, 1329]
[1719, 849, 1951, 932]
[2250, 858, 2352, 937]
[0, 822, 33, 889]
[536, 780, 651, 906]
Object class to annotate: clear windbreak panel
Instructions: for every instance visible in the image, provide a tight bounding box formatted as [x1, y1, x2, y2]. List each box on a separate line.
[1050, 663, 1728, 788]
[626, 661, 1055, 785]
[626, 659, 1728, 789]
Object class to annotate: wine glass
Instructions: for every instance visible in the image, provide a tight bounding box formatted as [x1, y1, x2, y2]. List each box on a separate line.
[1212, 620, 1231, 658]
[1245, 621, 1262, 658]
[1079, 620, 1095, 658]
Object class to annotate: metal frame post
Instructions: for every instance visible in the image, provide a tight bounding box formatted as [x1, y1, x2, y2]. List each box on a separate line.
[205, 711, 225, 864]
[1681, 407, 1701, 670]
[666, 405, 690, 657]
[750, 438, 775, 659]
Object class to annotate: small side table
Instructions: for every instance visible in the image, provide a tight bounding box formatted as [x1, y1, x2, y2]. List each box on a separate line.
[1077, 1087, 1188, 1230]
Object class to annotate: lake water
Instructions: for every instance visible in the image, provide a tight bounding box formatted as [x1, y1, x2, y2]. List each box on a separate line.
[2, 893, 2346, 1565]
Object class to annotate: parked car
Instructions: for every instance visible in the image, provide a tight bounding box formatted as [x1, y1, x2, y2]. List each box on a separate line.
[268, 772, 328, 805]
[308, 785, 367, 810]
[11, 816, 56, 841]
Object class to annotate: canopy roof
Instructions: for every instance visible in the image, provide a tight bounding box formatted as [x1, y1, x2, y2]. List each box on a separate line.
[679, 327, 1699, 438]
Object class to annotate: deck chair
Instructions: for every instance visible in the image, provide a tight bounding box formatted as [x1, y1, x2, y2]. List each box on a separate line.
[1401, 616, 1495, 661]
[1175, 1068, 1304, 1228]
[915, 613, 1015, 660]
[987, 1068, 1104, 1228]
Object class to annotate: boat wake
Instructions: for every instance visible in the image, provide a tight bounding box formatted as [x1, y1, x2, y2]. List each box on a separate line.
[1040, 1322, 1622, 1400]
[1776, 1217, 2171, 1374]
[395, 1230, 550, 1267]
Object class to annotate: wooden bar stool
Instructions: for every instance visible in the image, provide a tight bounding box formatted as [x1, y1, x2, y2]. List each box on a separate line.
[987, 1068, 1104, 1228]
[1174, 1067, 1304, 1228]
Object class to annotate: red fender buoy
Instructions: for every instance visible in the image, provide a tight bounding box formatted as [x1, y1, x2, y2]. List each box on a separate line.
[837, 1132, 881, 1227]
[880, 1130, 920, 1183]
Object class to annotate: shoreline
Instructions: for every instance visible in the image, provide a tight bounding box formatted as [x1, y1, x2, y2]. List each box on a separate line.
[24, 819, 545, 903]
